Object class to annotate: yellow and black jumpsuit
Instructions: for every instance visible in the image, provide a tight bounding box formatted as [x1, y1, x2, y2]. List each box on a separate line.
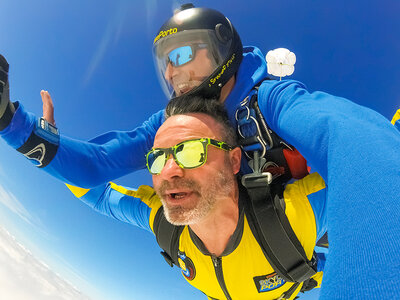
[67, 172, 326, 300]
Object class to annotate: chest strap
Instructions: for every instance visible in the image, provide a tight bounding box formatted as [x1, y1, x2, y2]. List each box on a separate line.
[153, 207, 183, 267]
[242, 176, 317, 284]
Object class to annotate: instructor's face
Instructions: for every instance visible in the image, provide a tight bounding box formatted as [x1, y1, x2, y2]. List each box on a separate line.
[164, 48, 215, 96]
[152, 113, 238, 225]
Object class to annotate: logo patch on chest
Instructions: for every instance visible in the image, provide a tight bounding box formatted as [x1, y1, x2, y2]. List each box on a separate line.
[178, 251, 196, 281]
[253, 272, 286, 293]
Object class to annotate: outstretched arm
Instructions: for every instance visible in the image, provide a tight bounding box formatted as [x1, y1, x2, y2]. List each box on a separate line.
[0, 55, 165, 188]
[257, 79, 400, 298]
[67, 182, 162, 234]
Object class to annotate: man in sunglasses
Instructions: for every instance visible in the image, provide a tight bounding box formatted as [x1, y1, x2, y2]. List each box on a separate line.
[66, 96, 326, 299]
[1, 3, 400, 298]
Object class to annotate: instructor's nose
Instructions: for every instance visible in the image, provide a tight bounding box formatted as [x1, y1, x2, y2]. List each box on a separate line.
[164, 62, 178, 82]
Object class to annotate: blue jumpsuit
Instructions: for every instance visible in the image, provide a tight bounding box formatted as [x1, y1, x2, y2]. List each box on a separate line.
[1, 46, 400, 298]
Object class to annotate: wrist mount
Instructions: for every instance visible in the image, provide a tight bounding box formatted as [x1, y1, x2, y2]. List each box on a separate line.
[17, 118, 60, 168]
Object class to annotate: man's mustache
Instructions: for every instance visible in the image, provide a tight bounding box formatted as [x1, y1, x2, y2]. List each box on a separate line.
[156, 178, 201, 196]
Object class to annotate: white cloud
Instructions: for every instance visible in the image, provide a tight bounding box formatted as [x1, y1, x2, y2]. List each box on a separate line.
[0, 225, 92, 300]
[0, 183, 52, 240]
[0, 183, 34, 225]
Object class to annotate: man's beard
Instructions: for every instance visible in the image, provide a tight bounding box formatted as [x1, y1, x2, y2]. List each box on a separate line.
[155, 169, 235, 226]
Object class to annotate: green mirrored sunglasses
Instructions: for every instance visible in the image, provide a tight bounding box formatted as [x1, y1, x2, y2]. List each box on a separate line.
[146, 138, 234, 175]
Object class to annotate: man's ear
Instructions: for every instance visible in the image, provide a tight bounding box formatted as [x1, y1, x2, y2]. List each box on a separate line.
[229, 147, 242, 175]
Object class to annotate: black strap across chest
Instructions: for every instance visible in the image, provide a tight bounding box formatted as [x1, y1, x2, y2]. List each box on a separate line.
[153, 207, 183, 267]
[242, 178, 317, 284]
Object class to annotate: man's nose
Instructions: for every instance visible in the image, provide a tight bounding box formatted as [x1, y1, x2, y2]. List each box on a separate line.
[159, 156, 184, 179]
[164, 62, 178, 81]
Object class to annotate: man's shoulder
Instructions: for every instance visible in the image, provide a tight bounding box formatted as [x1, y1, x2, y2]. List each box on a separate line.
[109, 183, 162, 212]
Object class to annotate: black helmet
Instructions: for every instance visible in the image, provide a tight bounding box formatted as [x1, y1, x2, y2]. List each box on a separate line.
[153, 3, 243, 100]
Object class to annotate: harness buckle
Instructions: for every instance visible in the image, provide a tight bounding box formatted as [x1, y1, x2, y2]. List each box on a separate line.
[235, 94, 274, 163]
[241, 172, 272, 189]
[241, 151, 272, 188]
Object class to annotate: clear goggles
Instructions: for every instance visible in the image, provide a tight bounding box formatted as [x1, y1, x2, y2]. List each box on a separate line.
[146, 138, 234, 175]
[153, 29, 232, 99]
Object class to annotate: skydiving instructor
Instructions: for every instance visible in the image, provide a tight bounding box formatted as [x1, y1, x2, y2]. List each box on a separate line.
[1, 3, 400, 299]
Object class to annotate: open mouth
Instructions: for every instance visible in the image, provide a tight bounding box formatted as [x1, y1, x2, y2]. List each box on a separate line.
[163, 190, 194, 204]
[169, 192, 190, 200]
[176, 83, 192, 95]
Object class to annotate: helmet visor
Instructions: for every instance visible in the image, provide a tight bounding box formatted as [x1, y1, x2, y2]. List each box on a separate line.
[153, 29, 232, 99]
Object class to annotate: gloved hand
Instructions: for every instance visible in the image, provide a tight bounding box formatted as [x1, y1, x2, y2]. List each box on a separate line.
[0, 54, 15, 131]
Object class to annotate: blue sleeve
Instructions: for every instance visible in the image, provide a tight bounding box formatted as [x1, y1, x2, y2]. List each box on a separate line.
[75, 183, 156, 233]
[0, 102, 165, 188]
[395, 120, 400, 132]
[257, 80, 400, 298]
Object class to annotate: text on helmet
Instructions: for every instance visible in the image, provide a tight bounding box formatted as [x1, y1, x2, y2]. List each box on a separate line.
[153, 28, 178, 44]
[208, 53, 236, 86]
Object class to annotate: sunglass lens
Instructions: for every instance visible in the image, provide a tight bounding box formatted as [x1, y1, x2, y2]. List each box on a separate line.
[168, 46, 193, 67]
[148, 150, 167, 174]
[176, 140, 205, 168]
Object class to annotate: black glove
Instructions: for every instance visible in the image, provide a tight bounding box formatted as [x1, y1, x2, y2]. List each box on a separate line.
[0, 54, 15, 131]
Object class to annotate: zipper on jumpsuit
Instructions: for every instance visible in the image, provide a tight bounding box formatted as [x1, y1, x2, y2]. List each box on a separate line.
[211, 255, 232, 300]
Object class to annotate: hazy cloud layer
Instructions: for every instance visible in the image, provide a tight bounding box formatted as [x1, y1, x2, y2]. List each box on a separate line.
[0, 225, 91, 300]
[0, 183, 35, 226]
[0, 183, 53, 241]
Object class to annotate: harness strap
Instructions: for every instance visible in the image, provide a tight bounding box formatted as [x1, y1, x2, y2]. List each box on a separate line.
[316, 232, 329, 248]
[243, 177, 317, 283]
[153, 207, 183, 267]
[236, 91, 307, 184]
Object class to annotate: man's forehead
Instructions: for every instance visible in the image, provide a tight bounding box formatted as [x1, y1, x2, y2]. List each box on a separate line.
[154, 113, 221, 147]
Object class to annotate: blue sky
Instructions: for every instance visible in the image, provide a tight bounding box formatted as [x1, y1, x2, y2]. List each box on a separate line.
[0, 0, 399, 299]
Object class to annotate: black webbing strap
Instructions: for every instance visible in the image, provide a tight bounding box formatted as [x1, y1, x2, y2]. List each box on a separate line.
[279, 282, 301, 300]
[316, 232, 329, 248]
[153, 207, 183, 267]
[243, 178, 317, 284]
